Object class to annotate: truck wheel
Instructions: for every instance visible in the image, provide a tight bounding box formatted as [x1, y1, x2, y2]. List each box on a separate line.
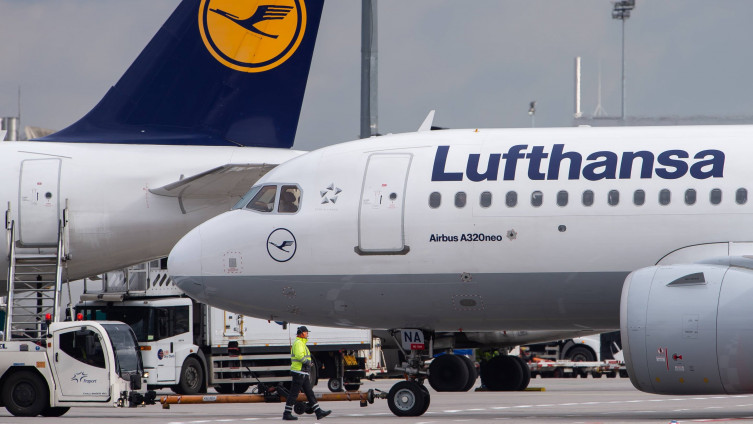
[327, 378, 343, 392]
[176, 357, 204, 395]
[428, 354, 469, 392]
[3, 370, 48, 417]
[387, 381, 428, 417]
[232, 383, 250, 394]
[344, 383, 361, 391]
[567, 346, 595, 362]
[41, 406, 70, 417]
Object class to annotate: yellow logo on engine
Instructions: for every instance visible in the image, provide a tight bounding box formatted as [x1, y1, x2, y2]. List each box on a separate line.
[199, 0, 307, 73]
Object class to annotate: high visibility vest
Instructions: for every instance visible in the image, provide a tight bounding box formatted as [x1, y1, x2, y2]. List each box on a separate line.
[290, 336, 311, 372]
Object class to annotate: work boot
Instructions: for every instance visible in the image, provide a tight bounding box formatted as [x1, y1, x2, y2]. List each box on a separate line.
[315, 409, 332, 420]
[282, 411, 298, 421]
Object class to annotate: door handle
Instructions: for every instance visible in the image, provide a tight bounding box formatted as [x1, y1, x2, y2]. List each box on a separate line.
[170, 342, 174, 353]
[55, 352, 58, 362]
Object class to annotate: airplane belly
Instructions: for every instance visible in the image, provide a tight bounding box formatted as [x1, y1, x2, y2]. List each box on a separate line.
[197, 271, 626, 331]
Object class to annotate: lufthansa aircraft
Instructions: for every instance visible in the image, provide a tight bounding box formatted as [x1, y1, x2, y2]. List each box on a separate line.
[1, 0, 324, 292]
[170, 123, 753, 415]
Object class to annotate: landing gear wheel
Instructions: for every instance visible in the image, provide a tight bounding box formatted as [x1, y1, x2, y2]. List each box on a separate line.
[327, 378, 343, 392]
[511, 356, 531, 390]
[459, 355, 478, 392]
[177, 357, 204, 395]
[387, 381, 428, 417]
[428, 354, 470, 392]
[480, 356, 524, 391]
[2, 370, 48, 417]
[232, 383, 250, 394]
[41, 406, 70, 417]
[418, 383, 431, 415]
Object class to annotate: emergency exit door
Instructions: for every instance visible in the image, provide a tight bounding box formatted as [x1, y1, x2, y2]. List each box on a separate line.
[19, 158, 61, 246]
[357, 153, 412, 254]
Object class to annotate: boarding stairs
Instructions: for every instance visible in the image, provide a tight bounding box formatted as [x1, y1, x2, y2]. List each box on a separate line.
[4, 207, 69, 341]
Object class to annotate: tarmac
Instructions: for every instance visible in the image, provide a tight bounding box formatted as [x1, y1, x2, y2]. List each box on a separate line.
[2, 377, 753, 423]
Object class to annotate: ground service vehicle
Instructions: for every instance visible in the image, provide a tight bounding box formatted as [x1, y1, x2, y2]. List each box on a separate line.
[0, 320, 155, 417]
[76, 259, 372, 395]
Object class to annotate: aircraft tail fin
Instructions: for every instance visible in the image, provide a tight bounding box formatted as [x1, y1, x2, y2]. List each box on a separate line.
[39, 0, 324, 148]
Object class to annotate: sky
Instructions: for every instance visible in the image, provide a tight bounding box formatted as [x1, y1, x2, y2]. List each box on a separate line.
[2, 1, 753, 151]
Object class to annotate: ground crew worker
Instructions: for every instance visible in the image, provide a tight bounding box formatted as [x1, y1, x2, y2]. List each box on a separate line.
[283, 326, 331, 421]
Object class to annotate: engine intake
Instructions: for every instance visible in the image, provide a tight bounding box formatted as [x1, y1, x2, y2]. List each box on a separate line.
[621, 258, 753, 395]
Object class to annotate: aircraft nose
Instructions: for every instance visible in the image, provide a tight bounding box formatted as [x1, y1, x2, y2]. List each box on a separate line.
[168, 227, 206, 301]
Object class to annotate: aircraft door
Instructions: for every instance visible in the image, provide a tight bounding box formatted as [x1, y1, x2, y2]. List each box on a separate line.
[52, 326, 111, 401]
[19, 158, 61, 246]
[357, 153, 412, 254]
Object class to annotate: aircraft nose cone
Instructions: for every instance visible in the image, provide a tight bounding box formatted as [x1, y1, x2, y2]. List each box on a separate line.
[168, 227, 206, 301]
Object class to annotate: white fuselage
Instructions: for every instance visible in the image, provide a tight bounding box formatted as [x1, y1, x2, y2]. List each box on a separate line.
[0, 141, 302, 290]
[169, 125, 753, 332]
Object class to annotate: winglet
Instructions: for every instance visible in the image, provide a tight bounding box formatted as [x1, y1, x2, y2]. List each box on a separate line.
[418, 110, 436, 132]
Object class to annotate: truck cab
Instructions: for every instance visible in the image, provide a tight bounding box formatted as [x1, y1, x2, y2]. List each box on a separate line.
[0, 321, 153, 417]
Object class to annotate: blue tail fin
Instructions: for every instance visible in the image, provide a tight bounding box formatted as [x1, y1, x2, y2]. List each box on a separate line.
[40, 0, 324, 148]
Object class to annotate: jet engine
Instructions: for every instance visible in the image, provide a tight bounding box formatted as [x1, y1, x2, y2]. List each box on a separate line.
[621, 257, 753, 395]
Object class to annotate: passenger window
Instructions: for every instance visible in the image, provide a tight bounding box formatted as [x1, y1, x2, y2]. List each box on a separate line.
[506, 191, 517, 207]
[246, 185, 277, 212]
[531, 191, 543, 207]
[582, 190, 594, 206]
[429, 192, 441, 208]
[737, 188, 748, 205]
[633, 190, 645, 206]
[556, 190, 568, 207]
[279, 185, 300, 213]
[659, 189, 671, 205]
[480, 191, 492, 208]
[59, 329, 106, 369]
[455, 192, 467, 208]
[608, 190, 619, 206]
[685, 189, 696, 205]
[710, 188, 722, 205]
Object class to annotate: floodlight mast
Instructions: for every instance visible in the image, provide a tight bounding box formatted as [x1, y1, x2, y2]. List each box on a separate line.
[612, 0, 635, 121]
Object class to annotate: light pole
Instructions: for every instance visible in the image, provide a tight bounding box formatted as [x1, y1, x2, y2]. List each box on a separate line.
[612, 0, 635, 121]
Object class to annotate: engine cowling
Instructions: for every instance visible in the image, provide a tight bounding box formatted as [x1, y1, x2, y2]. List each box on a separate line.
[621, 258, 753, 395]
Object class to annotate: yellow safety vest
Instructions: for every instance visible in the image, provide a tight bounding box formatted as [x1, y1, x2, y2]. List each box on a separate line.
[290, 336, 311, 372]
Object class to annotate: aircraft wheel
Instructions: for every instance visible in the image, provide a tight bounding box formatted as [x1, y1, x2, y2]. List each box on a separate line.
[459, 355, 478, 392]
[480, 356, 524, 391]
[3, 370, 48, 417]
[387, 381, 428, 417]
[428, 354, 469, 391]
[177, 356, 204, 395]
[327, 378, 343, 392]
[418, 383, 431, 415]
[511, 356, 531, 390]
[41, 406, 70, 417]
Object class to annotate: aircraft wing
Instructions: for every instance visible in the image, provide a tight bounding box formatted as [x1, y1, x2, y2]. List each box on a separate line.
[150, 164, 277, 198]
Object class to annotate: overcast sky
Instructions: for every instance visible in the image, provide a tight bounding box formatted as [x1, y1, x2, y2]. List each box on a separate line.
[2, 1, 753, 151]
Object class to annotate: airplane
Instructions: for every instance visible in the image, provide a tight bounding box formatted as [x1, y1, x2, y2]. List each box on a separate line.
[0, 0, 324, 299]
[169, 122, 753, 415]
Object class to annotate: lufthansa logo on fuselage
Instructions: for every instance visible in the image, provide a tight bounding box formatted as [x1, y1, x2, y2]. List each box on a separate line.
[267, 228, 297, 262]
[199, 0, 307, 73]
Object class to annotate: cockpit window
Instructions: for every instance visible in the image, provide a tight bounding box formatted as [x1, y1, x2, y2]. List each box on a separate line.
[233, 185, 262, 210]
[279, 185, 300, 213]
[246, 185, 278, 212]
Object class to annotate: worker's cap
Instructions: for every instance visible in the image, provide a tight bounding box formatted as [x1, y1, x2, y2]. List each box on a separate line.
[297, 326, 310, 334]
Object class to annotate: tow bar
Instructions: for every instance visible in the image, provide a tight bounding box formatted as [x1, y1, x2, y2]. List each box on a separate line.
[160, 387, 387, 413]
